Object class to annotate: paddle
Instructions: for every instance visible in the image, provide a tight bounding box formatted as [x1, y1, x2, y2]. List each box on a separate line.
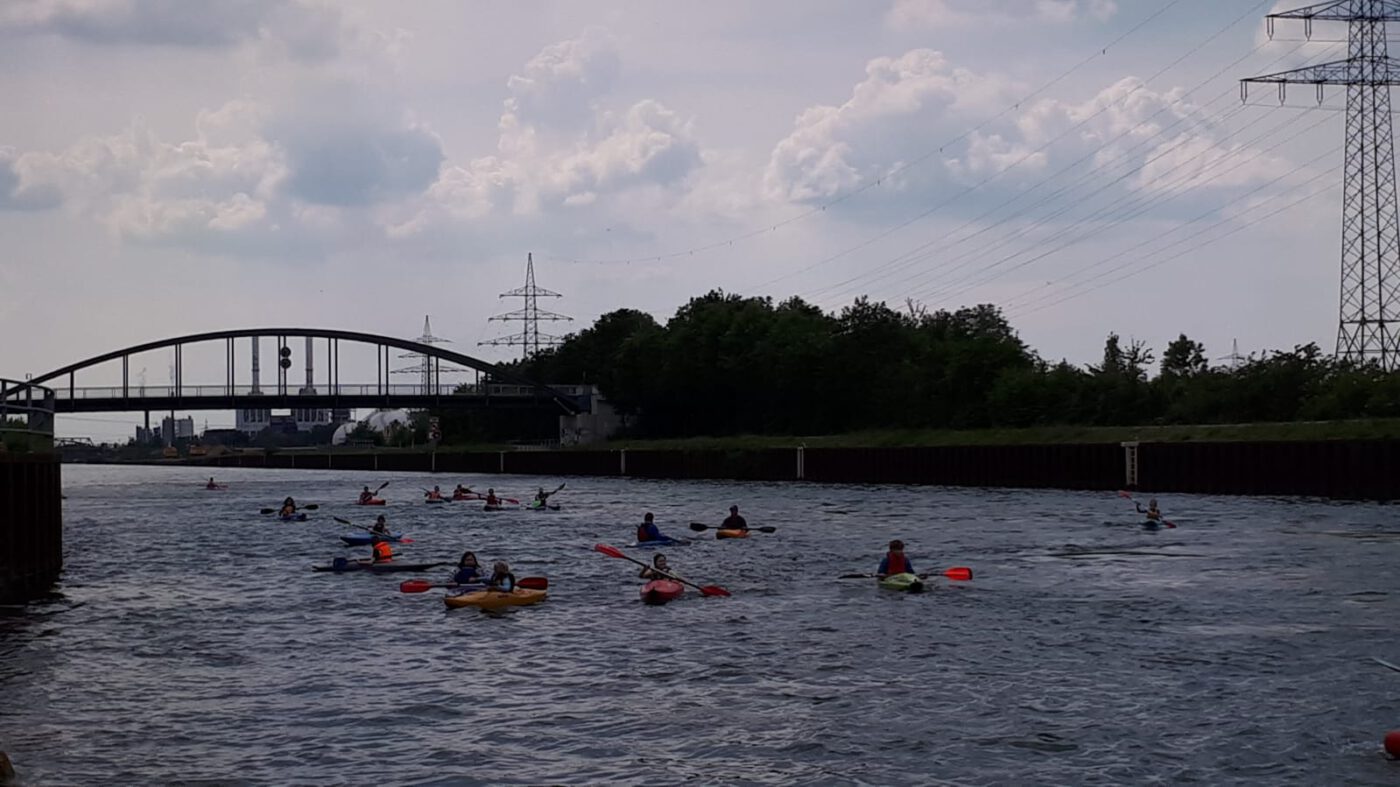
[840, 568, 974, 581]
[689, 522, 776, 533]
[260, 504, 319, 515]
[1116, 491, 1177, 528]
[593, 543, 731, 597]
[1373, 657, 1400, 673]
[332, 516, 414, 543]
[399, 577, 549, 594]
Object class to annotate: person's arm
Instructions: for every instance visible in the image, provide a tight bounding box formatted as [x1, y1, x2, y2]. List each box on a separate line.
[877, 556, 890, 577]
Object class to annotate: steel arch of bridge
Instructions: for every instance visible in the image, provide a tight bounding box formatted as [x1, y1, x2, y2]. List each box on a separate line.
[22, 327, 584, 415]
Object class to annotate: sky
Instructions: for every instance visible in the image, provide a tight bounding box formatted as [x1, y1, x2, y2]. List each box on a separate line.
[0, 0, 1363, 440]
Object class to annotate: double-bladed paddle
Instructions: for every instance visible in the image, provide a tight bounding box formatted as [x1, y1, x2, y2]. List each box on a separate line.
[399, 577, 549, 593]
[1117, 490, 1178, 528]
[260, 504, 319, 515]
[332, 516, 414, 543]
[593, 543, 731, 597]
[840, 568, 974, 581]
[688, 523, 776, 533]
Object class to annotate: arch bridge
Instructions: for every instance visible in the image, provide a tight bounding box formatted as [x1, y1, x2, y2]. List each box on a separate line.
[9, 328, 586, 416]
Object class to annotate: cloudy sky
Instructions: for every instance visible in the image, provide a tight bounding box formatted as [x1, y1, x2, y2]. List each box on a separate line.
[0, 0, 1356, 439]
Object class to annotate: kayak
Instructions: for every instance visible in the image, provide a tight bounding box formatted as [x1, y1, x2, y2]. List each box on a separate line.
[355, 498, 386, 506]
[339, 533, 404, 546]
[640, 579, 684, 605]
[633, 537, 688, 548]
[280, 513, 309, 522]
[528, 503, 561, 511]
[313, 559, 443, 573]
[1143, 520, 1162, 531]
[879, 573, 925, 593]
[425, 498, 446, 504]
[203, 485, 227, 491]
[715, 529, 750, 540]
[444, 588, 547, 610]
[483, 504, 507, 512]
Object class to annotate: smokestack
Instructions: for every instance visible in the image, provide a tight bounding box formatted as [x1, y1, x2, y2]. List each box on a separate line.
[251, 337, 260, 393]
[305, 336, 314, 390]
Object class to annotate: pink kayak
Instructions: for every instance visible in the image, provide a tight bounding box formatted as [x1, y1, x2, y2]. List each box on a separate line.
[641, 579, 684, 605]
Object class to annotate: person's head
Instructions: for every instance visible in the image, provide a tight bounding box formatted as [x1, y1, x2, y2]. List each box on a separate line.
[363, 486, 370, 492]
[375, 515, 386, 525]
[433, 485, 440, 491]
[889, 539, 905, 553]
[283, 497, 294, 505]
[209, 477, 214, 483]
[653, 554, 669, 570]
[1149, 498, 1158, 508]
[458, 551, 478, 568]
[644, 512, 654, 523]
[729, 505, 739, 514]
[488, 488, 495, 494]
[538, 487, 545, 494]
[370, 534, 384, 544]
[493, 561, 509, 575]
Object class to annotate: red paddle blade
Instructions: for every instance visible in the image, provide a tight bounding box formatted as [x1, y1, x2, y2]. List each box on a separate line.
[1164, 521, 1178, 529]
[594, 543, 625, 559]
[398, 538, 415, 544]
[399, 580, 435, 594]
[944, 567, 973, 581]
[518, 577, 549, 590]
[504, 498, 520, 504]
[1117, 490, 1133, 499]
[699, 585, 731, 597]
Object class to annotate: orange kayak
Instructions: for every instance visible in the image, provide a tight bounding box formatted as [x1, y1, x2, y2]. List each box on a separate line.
[715, 529, 750, 540]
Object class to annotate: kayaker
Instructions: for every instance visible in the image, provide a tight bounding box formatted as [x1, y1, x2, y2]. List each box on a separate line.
[1136, 498, 1163, 523]
[484, 561, 516, 592]
[453, 484, 473, 499]
[533, 483, 565, 507]
[279, 497, 297, 517]
[425, 485, 444, 501]
[452, 551, 482, 585]
[638, 554, 674, 580]
[877, 540, 915, 579]
[370, 535, 394, 564]
[637, 512, 665, 543]
[485, 488, 500, 507]
[370, 515, 391, 537]
[358, 486, 375, 504]
[721, 505, 749, 531]
[206, 477, 219, 490]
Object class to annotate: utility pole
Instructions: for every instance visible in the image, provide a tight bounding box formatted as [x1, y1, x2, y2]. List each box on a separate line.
[1242, 1, 1400, 370]
[480, 253, 572, 359]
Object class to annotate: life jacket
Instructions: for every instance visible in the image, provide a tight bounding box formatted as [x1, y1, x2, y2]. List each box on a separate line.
[372, 542, 393, 562]
[1146, 509, 1161, 521]
[453, 566, 479, 584]
[885, 552, 911, 575]
[359, 492, 372, 502]
[637, 523, 659, 542]
[486, 494, 499, 506]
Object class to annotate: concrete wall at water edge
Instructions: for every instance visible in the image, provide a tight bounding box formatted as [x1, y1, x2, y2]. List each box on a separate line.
[0, 454, 63, 602]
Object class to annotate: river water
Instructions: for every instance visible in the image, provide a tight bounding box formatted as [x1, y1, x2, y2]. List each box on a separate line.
[2, 465, 1398, 785]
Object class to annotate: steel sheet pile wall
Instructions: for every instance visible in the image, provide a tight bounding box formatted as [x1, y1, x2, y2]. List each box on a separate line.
[1139, 440, 1400, 499]
[0, 455, 62, 602]
[624, 449, 795, 481]
[503, 451, 617, 476]
[804, 444, 1121, 490]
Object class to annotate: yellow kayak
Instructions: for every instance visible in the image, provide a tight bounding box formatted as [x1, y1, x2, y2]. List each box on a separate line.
[443, 588, 548, 610]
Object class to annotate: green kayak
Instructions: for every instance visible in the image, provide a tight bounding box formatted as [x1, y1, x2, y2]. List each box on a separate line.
[879, 573, 925, 593]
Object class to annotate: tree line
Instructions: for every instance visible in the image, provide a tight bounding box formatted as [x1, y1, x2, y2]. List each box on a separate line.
[497, 291, 1400, 438]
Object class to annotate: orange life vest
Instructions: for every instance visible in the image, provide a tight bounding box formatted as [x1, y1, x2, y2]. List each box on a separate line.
[885, 552, 910, 575]
[373, 541, 393, 562]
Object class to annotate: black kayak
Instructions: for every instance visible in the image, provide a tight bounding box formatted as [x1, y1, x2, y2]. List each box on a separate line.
[312, 559, 445, 574]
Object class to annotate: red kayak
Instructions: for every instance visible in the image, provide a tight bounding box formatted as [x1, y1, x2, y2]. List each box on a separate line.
[355, 499, 387, 506]
[640, 579, 684, 605]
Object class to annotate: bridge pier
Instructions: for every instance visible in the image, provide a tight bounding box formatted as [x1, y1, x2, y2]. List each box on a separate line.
[0, 380, 62, 604]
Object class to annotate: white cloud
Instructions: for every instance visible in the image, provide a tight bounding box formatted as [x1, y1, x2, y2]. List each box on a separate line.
[887, 0, 1118, 30]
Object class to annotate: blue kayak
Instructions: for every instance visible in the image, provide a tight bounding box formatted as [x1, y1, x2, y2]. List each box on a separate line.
[280, 513, 309, 522]
[633, 537, 689, 548]
[339, 533, 404, 546]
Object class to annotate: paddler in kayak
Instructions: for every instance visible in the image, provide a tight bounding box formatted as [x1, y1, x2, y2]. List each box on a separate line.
[1136, 498, 1164, 524]
[637, 512, 667, 543]
[452, 551, 483, 585]
[876, 539, 914, 579]
[278, 497, 298, 517]
[358, 486, 375, 504]
[370, 535, 394, 564]
[721, 505, 749, 532]
[484, 561, 516, 592]
[205, 477, 220, 490]
[485, 488, 501, 507]
[370, 515, 391, 537]
[532, 483, 565, 508]
[452, 484, 474, 500]
[638, 554, 675, 580]
[425, 485, 444, 502]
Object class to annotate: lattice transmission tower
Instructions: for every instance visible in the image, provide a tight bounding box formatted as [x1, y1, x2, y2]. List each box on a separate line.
[392, 315, 468, 393]
[479, 253, 572, 359]
[1243, 1, 1400, 370]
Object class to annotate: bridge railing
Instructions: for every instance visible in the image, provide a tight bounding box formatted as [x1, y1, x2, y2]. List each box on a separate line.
[0, 379, 55, 452]
[40, 383, 593, 400]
